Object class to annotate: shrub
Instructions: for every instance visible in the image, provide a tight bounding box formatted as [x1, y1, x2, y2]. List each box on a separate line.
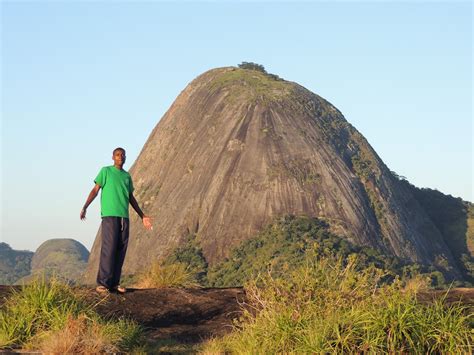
[165, 233, 208, 284]
[29, 315, 142, 353]
[134, 261, 199, 289]
[31, 315, 115, 353]
[238, 62, 266, 73]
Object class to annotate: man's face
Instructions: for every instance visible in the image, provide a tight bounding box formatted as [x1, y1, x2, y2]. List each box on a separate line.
[113, 150, 126, 166]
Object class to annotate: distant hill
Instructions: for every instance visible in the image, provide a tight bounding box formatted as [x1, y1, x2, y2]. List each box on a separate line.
[16, 239, 89, 284]
[0, 243, 33, 284]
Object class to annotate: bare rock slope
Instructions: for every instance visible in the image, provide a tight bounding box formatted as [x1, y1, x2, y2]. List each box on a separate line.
[84, 67, 461, 281]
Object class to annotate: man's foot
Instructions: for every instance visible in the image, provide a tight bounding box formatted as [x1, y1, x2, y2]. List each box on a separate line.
[96, 285, 110, 294]
[113, 285, 127, 294]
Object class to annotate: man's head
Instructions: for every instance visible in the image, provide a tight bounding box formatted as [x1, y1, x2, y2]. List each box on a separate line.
[112, 147, 126, 168]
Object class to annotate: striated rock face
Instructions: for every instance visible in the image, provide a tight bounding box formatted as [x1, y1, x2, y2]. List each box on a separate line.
[84, 67, 462, 282]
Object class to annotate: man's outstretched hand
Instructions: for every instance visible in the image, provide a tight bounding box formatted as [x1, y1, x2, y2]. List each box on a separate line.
[80, 208, 87, 220]
[142, 215, 153, 230]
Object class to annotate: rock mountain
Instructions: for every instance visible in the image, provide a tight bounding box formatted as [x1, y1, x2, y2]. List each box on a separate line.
[84, 66, 467, 282]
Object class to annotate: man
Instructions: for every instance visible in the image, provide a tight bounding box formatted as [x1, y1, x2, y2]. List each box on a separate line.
[80, 147, 153, 293]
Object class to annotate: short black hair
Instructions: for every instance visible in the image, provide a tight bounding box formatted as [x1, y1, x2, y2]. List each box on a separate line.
[113, 147, 126, 155]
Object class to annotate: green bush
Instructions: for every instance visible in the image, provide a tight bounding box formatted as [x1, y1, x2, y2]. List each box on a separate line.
[237, 62, 266, 73]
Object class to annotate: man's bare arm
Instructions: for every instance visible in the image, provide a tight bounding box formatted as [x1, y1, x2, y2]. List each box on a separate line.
[130, 193, 153, 230]
[129, 193, 145, 218]
[80, 184, 101, 220]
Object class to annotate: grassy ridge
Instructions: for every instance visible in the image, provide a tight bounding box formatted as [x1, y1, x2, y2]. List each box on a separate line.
[203, 255, 473, 353]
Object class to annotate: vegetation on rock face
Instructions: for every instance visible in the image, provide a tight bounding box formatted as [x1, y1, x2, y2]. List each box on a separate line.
[347, 130, 392, 242]
[0, 277, 143, 352]
[203, 255, 473, 353]
[159, 215, 465, 289]
[207, 215, 464, 288]
[237, 61, 282, 81]
[206, 215, 386, 287]
[0, 243, 33, 285]
[207, 64, 290, 105]
[393, 175, 474, 283]
[468, 204, 474, 252]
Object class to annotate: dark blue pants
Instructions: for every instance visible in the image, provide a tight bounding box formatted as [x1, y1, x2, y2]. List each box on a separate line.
[97, 216, 129, 289]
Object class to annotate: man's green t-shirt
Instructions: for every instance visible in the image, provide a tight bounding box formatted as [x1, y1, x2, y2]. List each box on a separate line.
[94, 166, 134, 218]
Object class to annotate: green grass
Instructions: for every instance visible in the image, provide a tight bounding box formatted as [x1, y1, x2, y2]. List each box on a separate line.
[0, 276, 143, 352]
[202, 255, 473, 353]
[0, 277, 89, 347]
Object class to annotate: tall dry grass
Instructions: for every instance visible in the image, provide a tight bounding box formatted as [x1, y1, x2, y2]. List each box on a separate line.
[134, 261, 199, 288]
[31, 314, 119, 353]
[31, 314, 142, 353]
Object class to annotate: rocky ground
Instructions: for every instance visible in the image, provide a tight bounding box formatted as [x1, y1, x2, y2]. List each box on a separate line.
[0, 285, 246, 352]
[416, 287, 474, 307]
[0, 285, 472, 352]
[89, 287, 246, 345]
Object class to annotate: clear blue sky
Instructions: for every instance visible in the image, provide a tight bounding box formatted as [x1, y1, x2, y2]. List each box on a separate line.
[1, 1, 472, 252]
